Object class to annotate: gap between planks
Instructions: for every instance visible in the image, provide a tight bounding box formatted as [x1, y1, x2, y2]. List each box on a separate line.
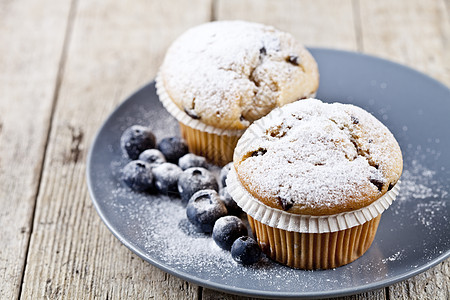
[352, 0, 364, 52]
[17, 0, 80, 298]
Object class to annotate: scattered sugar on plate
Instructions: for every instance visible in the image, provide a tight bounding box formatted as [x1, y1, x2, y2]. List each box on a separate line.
[393, 156, 449, 229]
[94, 111, 448, 291]
[102, 161, 356, 288]
[382, 250, 404, 263]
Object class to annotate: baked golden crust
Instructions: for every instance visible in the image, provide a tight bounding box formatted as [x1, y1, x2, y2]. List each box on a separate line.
[233, 99, 403, 216]
[159, 20, 319, 131]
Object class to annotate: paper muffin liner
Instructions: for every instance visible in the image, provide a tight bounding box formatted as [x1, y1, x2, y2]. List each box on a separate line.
[248, 214, 381, 269]
[226, 167, 400, 234]
[155, 73, 245, 137]
[156, 73, 244, 165]
[179, 123, 239, 166]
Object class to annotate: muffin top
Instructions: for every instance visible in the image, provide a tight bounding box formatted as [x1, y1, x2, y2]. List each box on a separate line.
[159, 21, 319, 131]
[233, 99, 403, 216]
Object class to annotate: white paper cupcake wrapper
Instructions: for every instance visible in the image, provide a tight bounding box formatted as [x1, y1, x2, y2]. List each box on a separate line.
[155, 73, 245, 137]
[226, 167, 400, 233]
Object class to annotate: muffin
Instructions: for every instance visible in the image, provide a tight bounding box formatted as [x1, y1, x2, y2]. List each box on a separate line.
[156, 20, 319, 165]
[226, 99, 403, 269]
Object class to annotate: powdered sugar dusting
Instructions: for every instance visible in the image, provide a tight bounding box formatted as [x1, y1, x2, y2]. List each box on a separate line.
[382, 250, 404, 263]
[234, 99, 403, 214]
[392, 158, 448, 228]
[160, 21, 318, 130]
[397, 160, 447, 201]
[104, 179, 314, 285]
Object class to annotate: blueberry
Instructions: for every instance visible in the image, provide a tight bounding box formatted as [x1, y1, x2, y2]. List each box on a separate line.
[220, 187, 243, 216]
[177, 167, 219, 203]
[139, 149, 166, 166]
[158, 137, 189, 163]
[186, 189, 228, 233]
[178, 153, 208, 170]
[212, 216, 247, 251]
[231, 236, 262, 265]
[220, 162, 233, 187]
[120, 125, 156, 159]
[121, 160, 153, 192]
[152, 163, 183, 195]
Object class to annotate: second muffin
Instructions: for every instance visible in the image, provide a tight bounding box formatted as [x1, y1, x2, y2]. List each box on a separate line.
[156, 20, 319, 165]
[227, 99, 403, 269]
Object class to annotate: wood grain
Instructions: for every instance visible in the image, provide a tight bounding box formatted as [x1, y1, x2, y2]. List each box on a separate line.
[0, 0, 72, 298]
[19, 0, 211, 298]
[358, 0, 450, 84]
[201, 287, 387, 300]
[216, 0, 358, 51]
[388, 259, 449, 300]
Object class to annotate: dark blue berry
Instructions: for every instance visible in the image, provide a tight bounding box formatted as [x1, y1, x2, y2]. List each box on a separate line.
[157, 137, 189, 163]
[220, 187, 243, 216]
[152, 163, 183, 195]
[178, 167, 219, 203]
[212, 216, 247, 251]
[178, 153, 208, 170]
[186, 190, 227, 233]
[120, 125, 156, 159]
[121, 160, 153, 192]
[220, 162, 233, 187]
[231, 236, 262, 265]
[138, 149, 166, 166]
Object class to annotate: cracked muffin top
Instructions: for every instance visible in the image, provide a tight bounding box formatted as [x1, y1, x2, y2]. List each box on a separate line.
[233, 99, 403, 215]
[159, 21, 319, 131]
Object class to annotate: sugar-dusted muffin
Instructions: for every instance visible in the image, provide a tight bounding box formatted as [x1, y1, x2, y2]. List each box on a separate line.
[226, 99, 403, 269]
[156, 20, 319, 165]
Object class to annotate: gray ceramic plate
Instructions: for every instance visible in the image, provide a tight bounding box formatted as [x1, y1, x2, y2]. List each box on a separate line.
[87, 48, 450, 299]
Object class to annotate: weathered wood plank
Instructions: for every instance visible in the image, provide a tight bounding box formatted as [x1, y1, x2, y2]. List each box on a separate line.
[215, 0, 358, 50]
[201, 288, 386, 300]
[20, 0, 211, 299]
[201, 290, 259, 300]
[358, 1, 450, 299]
[358, 0, 450, 84]
[388, 260, 449, 300]
[0, 0, 72, 298]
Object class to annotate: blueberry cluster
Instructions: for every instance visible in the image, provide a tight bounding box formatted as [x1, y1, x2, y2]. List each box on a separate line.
[120, 125, 190, 194]
[119, 125, 262, 265]
[188, 190, 262, 265]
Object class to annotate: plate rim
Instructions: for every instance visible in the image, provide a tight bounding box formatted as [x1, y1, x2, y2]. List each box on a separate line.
[86, 47, 450, 299]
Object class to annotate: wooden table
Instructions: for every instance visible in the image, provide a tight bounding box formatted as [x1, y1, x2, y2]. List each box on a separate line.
[1, 0, 449, 299]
